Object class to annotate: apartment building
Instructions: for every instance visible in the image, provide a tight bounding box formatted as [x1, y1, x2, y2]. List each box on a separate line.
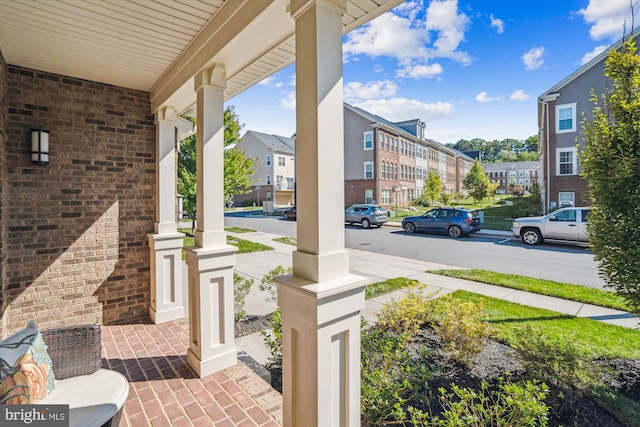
[235, 130, 296, 207]
[484, 161, 540, 194]
[343, 103, 475, 207]
[538, 28, 640, 212]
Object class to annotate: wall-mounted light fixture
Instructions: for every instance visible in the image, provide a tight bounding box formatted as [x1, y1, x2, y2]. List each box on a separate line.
[31, 129, 50, 165]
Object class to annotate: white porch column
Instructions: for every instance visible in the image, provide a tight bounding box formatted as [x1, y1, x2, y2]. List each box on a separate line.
[149, 106, 185, 324]
[276, 1, 367, 426]
[185, 65, 238, 378]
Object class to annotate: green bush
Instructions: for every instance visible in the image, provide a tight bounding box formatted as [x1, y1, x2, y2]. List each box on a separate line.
[361, 320, 431, 427]
[233, 272, 253, 324]
[429, 296, 492, 366]
[259, 265, 292, 303]
[376, 284, 432, 337]
[410, 375, 550, 427]
[259, 307, 282, 365]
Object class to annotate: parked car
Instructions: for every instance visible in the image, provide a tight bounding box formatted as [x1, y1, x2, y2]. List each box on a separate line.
[282, 206, 296, 220]
[511, 207, 591, 245]
[345, 204, 388, 229]
[402, 207, 481, 238]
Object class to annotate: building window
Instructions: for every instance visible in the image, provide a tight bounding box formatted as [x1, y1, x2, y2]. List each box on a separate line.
[266, 191, 272, 201]
[266, 175, 271, 185]
[364, 131, 373, 150]
[365, 189, 373, 204]
[556, 147, 577, 175]
[266, 155, 271, 166]
[381, 190, 391, 204]
[558, 192, 575, 207]
[278, 156, 285, 166]
[364, 161, 373, 179]
[556, 103, 576, 133]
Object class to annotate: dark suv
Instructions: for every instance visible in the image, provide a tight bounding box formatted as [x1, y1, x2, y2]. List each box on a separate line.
[402, 207, 481, 238]
[345, 204, 388, 229]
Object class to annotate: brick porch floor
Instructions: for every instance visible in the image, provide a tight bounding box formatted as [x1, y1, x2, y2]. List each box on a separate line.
[101, 319, 282, 426]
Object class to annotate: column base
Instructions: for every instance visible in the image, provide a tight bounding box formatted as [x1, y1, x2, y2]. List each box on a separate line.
[187, 346, 237, 378]
[185, 245, 238, 378]
[148, 232, 186, 324]
[276, 273, 368, 427]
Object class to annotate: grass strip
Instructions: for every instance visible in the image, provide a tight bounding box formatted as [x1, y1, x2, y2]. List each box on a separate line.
[225, 227, 255, 233]
[365, 278, 420, 300]
[273, 237, 297, 246]
[449, 290, 640, 359]
[428, 269, 634, 313]
[178, 229, 272, 259]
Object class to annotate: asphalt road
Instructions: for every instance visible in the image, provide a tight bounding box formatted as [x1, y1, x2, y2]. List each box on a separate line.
[224, 211, 606, 289]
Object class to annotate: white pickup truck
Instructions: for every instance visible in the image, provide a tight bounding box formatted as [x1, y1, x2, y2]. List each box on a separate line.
[511, 207, 591, 245]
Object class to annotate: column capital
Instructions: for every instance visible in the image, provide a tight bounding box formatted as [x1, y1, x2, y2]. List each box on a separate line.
[155, 105, 177, 122]
[290, 0, 347, 20]
[194, 64, 226, 92]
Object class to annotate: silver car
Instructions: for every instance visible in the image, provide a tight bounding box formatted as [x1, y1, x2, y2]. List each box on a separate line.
[345, 204, 388, 229]
[511, 207, 591, 245]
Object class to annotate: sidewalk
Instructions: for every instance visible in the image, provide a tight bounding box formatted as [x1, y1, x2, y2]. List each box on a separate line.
[225, 227, 639, 370]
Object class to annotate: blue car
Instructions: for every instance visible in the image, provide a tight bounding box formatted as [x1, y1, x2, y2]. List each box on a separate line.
[402, 207, 481, 238]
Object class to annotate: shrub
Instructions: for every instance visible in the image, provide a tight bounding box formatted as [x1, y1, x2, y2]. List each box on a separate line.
[361, 320, 431, 427]
[376, 283, 432, 337]
[259, 265, 292, 303]
[430, 296, 491, 366]
[233, 272, 253, 324]
[409, 375, 550, 427]
[259, 307, 282, 365]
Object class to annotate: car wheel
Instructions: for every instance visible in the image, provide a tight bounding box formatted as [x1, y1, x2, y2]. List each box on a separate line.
[283, 213, 289, 220]
[403, 222, 416, 233]
[521, 228, 542, 245]
[448, 225, 462, 238]
[361, 218, 371, 229]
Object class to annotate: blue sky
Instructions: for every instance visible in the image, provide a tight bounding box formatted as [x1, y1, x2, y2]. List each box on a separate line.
[226, 0, 637, 145]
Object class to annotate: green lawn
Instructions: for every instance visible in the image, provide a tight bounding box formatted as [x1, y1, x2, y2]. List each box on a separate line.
[428, 269, 634, 313]
[178, 228, 272, 259]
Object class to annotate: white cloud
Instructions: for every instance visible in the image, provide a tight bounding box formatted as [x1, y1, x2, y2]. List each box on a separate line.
[279, 92, 296, 110]
[522, 47, 545, 70]
[475, 92, 504, 103]
[344, 80, 399, 101]
[475, 92, 492, 103]
[490, 14, 504, 34]
[578, 0, 634, 41]
[510, 89, 530, 101]
[580, 45, 608, 65]
[396, 62, 444, 78]
[343, 0, 471, 79]
[354, 97, 455, 122]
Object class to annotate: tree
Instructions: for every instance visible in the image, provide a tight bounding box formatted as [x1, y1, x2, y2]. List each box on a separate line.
[581, 37, 640, 308]
[423, 170, 442, 206]
[463, 160, 491, 203]
[177, 106, 256, 217]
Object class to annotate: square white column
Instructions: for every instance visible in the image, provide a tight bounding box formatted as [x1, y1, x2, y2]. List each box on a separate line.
[280, 1, 368, 426]
[186, 64, 238, 377]
[149, 106, 185, 324]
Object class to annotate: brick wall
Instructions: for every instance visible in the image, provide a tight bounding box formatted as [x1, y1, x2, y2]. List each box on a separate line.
[0, 51, 8, 338]
[4, 66, 155, 334]
[345, 179, 374, 207]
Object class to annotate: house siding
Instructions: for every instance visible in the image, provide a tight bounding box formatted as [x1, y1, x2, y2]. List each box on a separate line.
[4, 66, 155, 334]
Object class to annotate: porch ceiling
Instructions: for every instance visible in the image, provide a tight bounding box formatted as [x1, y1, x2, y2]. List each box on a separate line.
[0, 0, 403, 115]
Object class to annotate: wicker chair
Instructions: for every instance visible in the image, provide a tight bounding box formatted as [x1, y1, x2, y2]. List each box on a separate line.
[40, 325, 127, 427]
